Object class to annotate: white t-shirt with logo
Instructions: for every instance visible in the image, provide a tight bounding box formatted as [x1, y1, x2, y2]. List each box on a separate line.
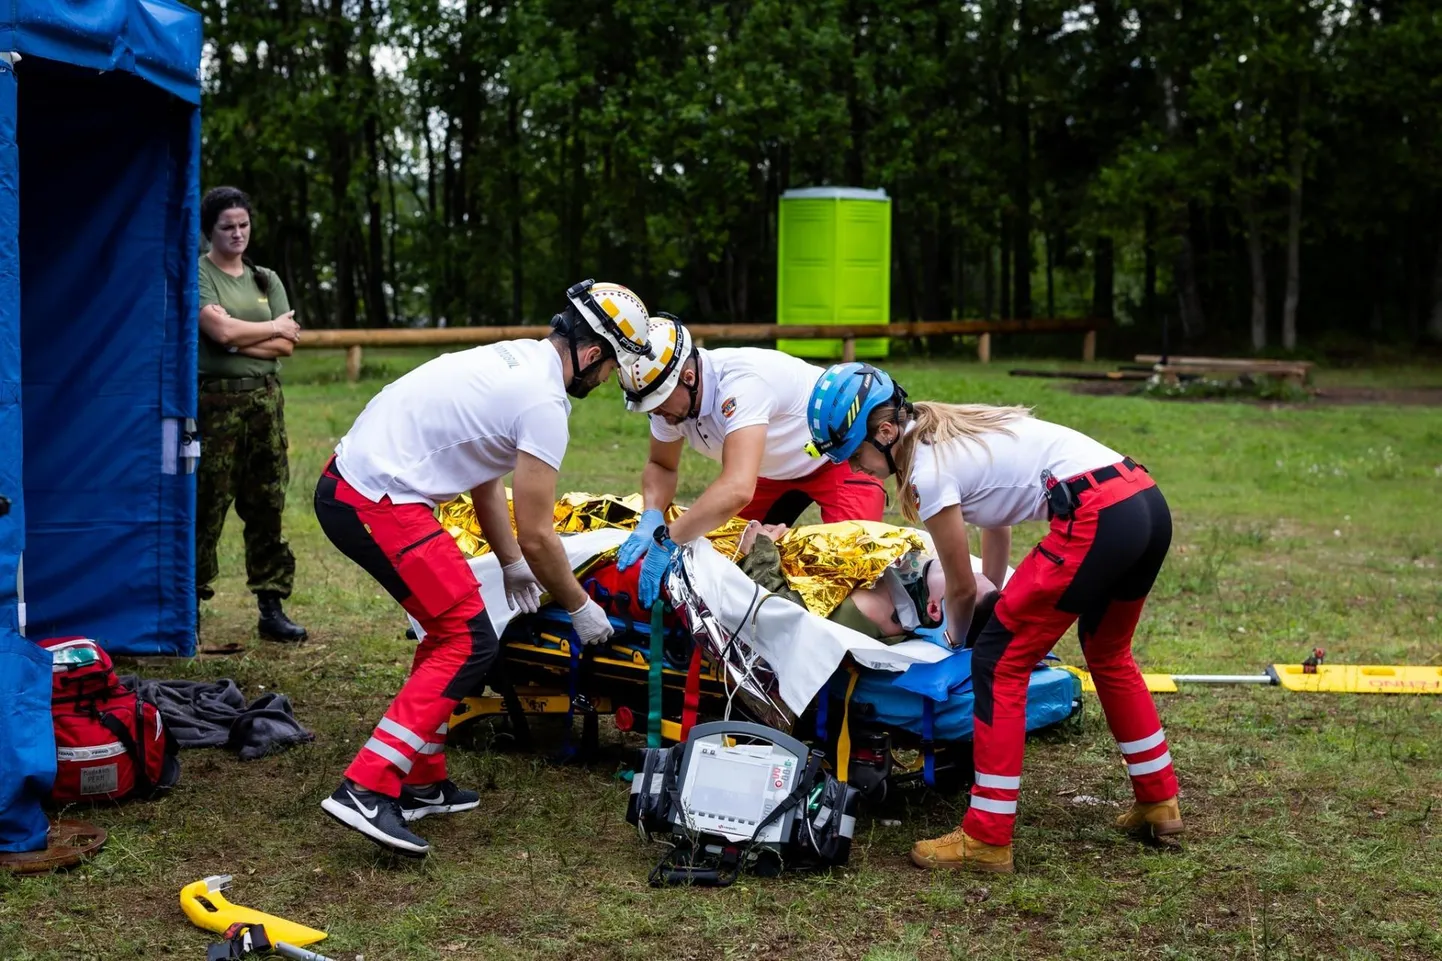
[650, 347, 823, 481]
[335, 339, 571, 507]
[909, 415, 1123, 529]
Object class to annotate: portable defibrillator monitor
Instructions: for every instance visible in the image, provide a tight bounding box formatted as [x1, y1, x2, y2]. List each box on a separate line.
[628, 719, 858, 887]
[676, 722, 810, 844]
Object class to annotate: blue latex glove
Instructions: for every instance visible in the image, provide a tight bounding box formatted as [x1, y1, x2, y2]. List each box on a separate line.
[638, 532, 678, 608]
[617, 509, 665, 571]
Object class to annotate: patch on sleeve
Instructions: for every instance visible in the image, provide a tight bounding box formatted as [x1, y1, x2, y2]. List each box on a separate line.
[721, 397, 737, 418]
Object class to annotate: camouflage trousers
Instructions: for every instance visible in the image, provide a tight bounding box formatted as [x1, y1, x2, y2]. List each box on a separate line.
[196, 380, 296, 600]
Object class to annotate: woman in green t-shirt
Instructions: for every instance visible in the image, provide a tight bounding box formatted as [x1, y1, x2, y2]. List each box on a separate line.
[195, 186, 307, 643]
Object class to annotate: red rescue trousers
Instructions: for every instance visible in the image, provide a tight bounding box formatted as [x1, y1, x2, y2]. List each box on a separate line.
[964, 459, 1178, 846]
[313, 457, 499, 796]
[741, 459, 885, 526]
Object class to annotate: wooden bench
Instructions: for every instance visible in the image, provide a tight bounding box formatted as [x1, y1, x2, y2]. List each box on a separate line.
[1136, 355, 1313, 388]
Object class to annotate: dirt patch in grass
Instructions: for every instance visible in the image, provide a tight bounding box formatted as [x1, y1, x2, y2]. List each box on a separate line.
[1067, 380, 1442, 406]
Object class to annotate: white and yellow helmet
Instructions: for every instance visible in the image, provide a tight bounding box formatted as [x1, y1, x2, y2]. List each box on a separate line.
[618, 313, 694, 413]
[564, 279, 654, 359]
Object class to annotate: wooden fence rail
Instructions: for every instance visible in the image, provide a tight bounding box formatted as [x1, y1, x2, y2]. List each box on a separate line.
[295, 317, 1105, 382]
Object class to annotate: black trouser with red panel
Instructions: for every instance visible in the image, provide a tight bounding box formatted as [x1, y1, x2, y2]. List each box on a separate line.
[313, 457, 498, 796]
[964, 459, 1178, 846]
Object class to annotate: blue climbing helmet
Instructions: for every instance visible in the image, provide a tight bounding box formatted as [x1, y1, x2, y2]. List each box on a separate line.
[804, 362, 909, 464]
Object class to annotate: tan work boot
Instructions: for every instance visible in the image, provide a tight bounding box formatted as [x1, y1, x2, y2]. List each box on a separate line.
[1116, 796, 1184, 846]
[909, 828, 1014, 873]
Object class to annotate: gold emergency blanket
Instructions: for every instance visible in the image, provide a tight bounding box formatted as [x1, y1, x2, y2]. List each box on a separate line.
[436, 492, 925, 618]
[769, 520, 928, 616]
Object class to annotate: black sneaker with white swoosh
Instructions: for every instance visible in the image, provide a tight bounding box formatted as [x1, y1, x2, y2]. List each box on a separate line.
[399, 779, 481, 821]
[321, 782, 430, 856]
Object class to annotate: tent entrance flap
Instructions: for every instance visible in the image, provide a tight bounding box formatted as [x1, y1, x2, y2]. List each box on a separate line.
[18, 58, 196, 656]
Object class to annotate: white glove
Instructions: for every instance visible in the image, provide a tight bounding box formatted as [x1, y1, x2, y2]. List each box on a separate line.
[501, 559, 543, 614]
[568, 597, 615, 646]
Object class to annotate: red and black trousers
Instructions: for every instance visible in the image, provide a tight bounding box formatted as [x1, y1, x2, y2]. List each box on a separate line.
[313, 457, 499, 796]
[964, 459, 1178, 846]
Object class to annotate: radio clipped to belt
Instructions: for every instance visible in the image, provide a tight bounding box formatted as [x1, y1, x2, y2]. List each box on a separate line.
[626, 721, 859, 887]
[1041, 468, 1081, 519]
[1044, 457, 1147, 520]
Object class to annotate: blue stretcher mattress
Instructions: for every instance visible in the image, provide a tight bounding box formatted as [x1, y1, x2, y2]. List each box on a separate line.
[843, 649, 1082, 741]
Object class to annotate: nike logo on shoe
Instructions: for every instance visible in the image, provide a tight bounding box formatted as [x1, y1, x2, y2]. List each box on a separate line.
[347, 790, 379, 819]
[410, 791, 445, 805]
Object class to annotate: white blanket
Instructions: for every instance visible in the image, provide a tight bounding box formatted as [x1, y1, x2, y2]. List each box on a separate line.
[415, 529, 1001, 716]
[410, 529, 631, 643]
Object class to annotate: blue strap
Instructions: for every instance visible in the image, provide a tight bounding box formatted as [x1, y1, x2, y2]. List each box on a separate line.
[647, 600, 665, 748]
[814, 675, 830, 743]
[921, 699, 936, 787]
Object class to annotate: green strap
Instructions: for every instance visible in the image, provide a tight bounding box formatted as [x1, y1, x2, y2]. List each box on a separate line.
[648, 600, 665, 748]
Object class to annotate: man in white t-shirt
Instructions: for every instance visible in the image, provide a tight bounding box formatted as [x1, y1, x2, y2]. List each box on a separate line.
[613, 317, 885, 608]
[312, 279, 653, 858]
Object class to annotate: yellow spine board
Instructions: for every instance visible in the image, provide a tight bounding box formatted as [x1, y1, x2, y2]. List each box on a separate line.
[1269, 664, 1442, 694]
[179, 879, 327, 947]
[1060, 666, 1178, 694]
[452, 693, 616, 719]
[1060, 663, 1442, 694]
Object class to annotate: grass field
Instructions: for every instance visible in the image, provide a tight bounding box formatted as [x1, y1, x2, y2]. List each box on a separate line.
[3, 350, 1440, 961]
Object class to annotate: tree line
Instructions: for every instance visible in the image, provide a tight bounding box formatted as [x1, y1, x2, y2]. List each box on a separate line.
[198, 0, 1442, 351]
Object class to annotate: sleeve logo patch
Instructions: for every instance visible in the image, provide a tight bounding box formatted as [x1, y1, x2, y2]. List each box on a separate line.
[721, 397, 737, 418]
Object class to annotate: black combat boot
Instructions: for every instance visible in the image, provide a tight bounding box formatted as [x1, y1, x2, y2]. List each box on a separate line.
[257, 592, 307, 642]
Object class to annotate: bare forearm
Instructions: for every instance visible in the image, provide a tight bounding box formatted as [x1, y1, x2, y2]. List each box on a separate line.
[641, 460, 679, 514]
[944, 583, 979, 648]
[471, 481, 522, 566]
[981, 527, 1012, 587]
[237, 336, 294, 358]
[202, 307, 276, 348]
[226, 327, 277, 348]
[518, 529, 588, 611]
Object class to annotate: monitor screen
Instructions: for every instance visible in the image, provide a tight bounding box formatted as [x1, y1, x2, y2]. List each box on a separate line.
[687, 750, 771, 825]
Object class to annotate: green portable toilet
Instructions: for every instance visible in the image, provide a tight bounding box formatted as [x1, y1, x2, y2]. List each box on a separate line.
[776, 186, 892, 360]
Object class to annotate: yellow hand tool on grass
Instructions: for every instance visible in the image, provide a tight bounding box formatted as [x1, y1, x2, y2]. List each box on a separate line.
[181, 875, 336, 959]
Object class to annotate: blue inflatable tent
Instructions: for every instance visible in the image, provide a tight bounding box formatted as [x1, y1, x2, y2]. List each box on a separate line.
[0, 0, 201, 854]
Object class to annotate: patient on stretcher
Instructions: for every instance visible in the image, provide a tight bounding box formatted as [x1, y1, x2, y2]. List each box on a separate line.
[435, 491, 1000, 646]
[732, 521, 999, 647]
[575, 519, 997, 647]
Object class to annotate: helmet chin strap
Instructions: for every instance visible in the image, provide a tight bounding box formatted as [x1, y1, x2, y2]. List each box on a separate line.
[866, 398, 914, 476]
[564, 328, 607, 398]
[680, 358, 701, 420]
[868, 436, 900, 477]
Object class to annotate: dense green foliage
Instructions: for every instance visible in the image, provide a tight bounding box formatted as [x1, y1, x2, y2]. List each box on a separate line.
[199, 1, 1442, 349]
